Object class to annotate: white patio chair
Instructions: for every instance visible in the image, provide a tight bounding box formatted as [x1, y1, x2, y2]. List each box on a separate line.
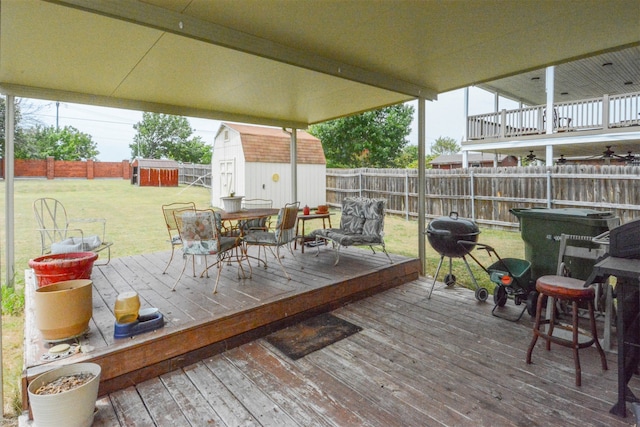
[33, 197, 113, 265]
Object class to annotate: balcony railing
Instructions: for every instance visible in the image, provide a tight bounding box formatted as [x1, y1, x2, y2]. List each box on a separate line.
[467, 91, 640, 140]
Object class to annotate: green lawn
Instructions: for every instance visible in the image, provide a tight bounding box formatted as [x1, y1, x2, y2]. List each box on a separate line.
[0, 179, 525, 419]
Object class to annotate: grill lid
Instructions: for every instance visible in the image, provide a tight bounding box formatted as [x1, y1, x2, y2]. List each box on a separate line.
[427, 212, 480, 237]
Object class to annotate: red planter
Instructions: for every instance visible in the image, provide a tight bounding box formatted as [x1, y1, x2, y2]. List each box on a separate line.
[28, 252, 99, 288]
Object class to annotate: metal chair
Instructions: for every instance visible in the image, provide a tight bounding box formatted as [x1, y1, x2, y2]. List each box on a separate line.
[242, 202, 301, 280]
[240, 198, 274, 232]
[33, 197, 113, 265]
[161, 202, 196, 274]
[172, 209, 245, 293]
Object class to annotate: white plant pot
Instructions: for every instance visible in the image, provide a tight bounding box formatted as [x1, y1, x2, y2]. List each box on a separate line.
[221, 196, 244, 213]
[28, 362, 101, 427]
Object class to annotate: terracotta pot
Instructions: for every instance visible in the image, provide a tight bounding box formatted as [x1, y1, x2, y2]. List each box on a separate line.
[34, 279, 93, 341]
[28, 362, 101, 427]
[29, 251, 98, 288]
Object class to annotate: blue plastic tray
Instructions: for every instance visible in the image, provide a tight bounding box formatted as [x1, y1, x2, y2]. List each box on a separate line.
[114, 312, 164, 339]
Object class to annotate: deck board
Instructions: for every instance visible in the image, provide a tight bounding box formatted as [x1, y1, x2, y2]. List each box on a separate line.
[20, 248, 636, 426]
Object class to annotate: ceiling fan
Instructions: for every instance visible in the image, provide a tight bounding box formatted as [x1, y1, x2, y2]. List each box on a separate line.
[621, 151, 639, 164]
[585, 146, 633, 163]
[556, 155, 568, 165]
[525, 151, 543, 163]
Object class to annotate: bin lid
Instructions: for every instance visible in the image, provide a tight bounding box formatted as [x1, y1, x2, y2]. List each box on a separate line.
[510, 208, 615, 220]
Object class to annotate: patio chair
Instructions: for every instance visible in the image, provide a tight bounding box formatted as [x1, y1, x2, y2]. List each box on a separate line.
[242, 202, 300, 280]
[161, 202, 196, 274]
[240, 198, 273, 232]
[33, 197, 113, 265]
[172, 209, 245, 293]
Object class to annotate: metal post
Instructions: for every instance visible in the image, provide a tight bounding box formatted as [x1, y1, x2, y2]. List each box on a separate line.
[418, 97, 426, 275]
[291, 129, 297, 203]
[5, 95, 15, 289]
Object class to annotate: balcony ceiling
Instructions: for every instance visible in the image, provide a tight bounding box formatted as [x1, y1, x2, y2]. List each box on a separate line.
[1, 0, 639, 130]
[478, 45, 640, 105]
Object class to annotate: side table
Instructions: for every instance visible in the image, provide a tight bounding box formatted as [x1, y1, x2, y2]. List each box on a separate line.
[295, 213, 332, 253]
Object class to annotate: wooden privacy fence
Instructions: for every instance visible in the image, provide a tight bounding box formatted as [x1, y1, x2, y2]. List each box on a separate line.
[326, 166, 640, 228]
[178, 163, 211, 188]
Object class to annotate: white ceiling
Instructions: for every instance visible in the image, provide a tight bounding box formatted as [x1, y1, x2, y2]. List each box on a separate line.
[479, 45, 640, 105]
[1, 0, 639, 129]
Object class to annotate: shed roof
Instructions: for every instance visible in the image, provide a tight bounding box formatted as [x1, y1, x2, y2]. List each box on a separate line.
[223, 123, 325, 165]
[132, 158, 180, 169]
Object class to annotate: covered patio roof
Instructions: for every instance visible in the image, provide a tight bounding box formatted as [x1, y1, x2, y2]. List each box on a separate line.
[1, 0, 639, 128]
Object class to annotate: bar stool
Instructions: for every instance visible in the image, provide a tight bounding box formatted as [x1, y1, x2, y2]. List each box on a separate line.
[526, 275, 608, 386]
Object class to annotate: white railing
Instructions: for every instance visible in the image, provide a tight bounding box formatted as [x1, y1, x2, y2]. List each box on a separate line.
[555, 96, 603, 130]
[467, 91, 640, 140]
[609, 92, 640, 128]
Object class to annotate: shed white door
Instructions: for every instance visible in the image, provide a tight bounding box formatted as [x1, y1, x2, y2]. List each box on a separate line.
[220, 159, 235, 197]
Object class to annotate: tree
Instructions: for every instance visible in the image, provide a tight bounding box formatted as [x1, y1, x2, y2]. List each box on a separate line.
[131, 112, 211, 163]
[17, 125, 99, 160]
[309, 104, 414, 168]
[430, 136, 460, 156]
[1, 97, 26, 156]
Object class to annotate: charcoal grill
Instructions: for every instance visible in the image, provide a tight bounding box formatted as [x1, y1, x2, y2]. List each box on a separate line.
[426, 212, 489, 301]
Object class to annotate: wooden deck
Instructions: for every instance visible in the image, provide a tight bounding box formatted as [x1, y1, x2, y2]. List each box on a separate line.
[21, 246, 637, 426]
[22, 245, 419, 408]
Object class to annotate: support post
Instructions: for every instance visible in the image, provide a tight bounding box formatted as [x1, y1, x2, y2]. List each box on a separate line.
[418, 97, 426, 275]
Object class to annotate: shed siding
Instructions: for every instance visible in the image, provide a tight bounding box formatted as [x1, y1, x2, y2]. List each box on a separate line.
[211, 123, 326, 209]
[138, 167, 179, 187]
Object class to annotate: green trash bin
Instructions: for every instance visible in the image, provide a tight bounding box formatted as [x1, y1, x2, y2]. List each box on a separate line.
[510, 208, 619, 281]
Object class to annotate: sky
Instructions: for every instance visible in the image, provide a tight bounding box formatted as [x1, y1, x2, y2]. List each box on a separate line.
[21, 87, 505, 162]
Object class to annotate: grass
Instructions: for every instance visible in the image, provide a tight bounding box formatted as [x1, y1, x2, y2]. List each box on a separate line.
[0, 179, 525, 419]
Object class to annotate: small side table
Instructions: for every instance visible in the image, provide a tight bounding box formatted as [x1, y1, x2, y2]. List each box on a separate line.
[295, 213, 332, 253]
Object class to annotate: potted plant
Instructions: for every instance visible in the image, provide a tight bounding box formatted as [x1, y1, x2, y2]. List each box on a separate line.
[220, 191, 244, 213]
[28, 251, 98, 288]
[28, 362, 101, 427]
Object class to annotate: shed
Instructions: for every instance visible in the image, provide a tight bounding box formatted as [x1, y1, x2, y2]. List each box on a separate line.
[130, 158, 179, 187]
[211, 123, 326, 209]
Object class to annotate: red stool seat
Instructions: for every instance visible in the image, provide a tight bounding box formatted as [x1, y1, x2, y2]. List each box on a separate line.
[535, 275, 595, 300]
[526, 275, 607, 386]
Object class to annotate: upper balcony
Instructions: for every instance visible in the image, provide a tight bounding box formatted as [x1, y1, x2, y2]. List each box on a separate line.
[466, 91, 640, 141]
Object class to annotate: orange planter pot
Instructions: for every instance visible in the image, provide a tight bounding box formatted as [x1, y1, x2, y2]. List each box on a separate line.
[28, 252, 98, 288]
[33, 279, 93, 341]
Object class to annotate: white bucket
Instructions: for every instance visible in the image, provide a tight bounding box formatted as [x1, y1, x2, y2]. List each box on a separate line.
[28, 362, 101, 427]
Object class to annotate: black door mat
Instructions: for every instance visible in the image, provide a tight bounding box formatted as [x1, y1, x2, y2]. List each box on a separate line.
[264, 312, 363, 360]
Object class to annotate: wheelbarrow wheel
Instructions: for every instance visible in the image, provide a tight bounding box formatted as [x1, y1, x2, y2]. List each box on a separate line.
[526, 291, 539, 317]
[444, 274, 456, 287]
[493, 286, 507, 307]
[475, 287, 489, 302]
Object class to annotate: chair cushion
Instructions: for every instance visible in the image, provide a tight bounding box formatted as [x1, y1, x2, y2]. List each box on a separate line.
[51, 235, 102, 254]
[243, 231, 276, 245]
